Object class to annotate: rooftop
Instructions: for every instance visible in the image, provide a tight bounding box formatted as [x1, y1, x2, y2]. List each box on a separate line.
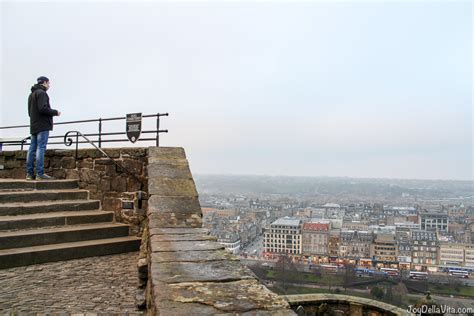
[272, 217, 301, 227]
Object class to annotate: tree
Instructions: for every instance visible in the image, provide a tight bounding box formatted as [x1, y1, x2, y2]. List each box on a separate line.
[275, 254, 296, 293]
[371, 286, 384, 299]
[391, 282, 408, 306]
[343, 263, 356, 291]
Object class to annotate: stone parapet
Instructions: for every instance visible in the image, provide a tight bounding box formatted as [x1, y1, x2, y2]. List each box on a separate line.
[0, 148, 149, 235]
[146, 147, 293, 315]
[285, 294, 410, 316]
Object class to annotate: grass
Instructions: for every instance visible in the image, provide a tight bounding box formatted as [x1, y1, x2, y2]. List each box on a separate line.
[266, 269, 344, 286]
[429, 284, 474, 298]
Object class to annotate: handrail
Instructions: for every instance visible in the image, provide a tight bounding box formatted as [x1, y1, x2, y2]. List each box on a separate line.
[1, 112, 169, 148]
[64, 131, 144, 191]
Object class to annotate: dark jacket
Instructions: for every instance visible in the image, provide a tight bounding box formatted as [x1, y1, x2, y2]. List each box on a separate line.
[28, 84, 59, 135]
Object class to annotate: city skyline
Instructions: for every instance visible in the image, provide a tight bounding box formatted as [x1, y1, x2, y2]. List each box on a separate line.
[1, 1, 472, 181]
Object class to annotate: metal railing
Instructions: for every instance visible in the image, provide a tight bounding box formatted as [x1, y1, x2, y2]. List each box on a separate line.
[64, 130, 145, 190]
[0, 113, 169, 148]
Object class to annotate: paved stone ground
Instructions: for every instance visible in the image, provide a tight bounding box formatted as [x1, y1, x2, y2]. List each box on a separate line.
[0, 252, 143, 315]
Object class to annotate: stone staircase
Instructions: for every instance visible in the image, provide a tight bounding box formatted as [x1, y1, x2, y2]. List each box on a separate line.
[0, 179, 141, 269]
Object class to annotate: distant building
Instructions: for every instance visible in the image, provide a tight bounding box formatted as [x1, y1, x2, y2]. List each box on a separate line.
[339, 230, 373, 265]
[370, 232, 397, 268]
[263, 217, 302, 256]
[395, 221, 421, 231]
[215, 231, 241, 254]
[419, 210, 448, 232]
[438, 242, 464, 266]
[411, 230, 438, 271]
[465, 244, 474, 267]
[396, 230, 412, 270]
[301, 220, 330, 258]
[328, 229, 341, 260]
[438, 242, 474, 267]
[342, 220, 369, 231]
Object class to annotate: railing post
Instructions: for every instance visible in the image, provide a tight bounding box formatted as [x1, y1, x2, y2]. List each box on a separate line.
[156, 113, 160, 147]
[75, 132, 79, 159]
[98, 118, 102, 148]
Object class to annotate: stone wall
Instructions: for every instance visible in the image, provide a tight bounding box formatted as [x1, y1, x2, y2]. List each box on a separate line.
[285, 294, 410, 316]
[0, 148, 148, 235]
[144, 147, 294, 315]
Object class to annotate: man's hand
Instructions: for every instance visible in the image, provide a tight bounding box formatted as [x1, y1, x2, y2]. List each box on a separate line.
[57, 111, 61, 116]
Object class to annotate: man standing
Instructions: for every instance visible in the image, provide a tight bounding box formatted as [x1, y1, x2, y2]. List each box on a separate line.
[26, 76, 61, 180]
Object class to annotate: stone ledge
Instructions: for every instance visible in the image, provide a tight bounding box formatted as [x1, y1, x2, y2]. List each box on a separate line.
[153, 280, 294, 316]
[284, 294, 410, 316]
[149, 228, 210, 236]
[150, 234, 217, 242]
[151, 250, 238, 263]
[148, 178, 198, 196]
[146, 147, 294, 315]
[148, 161, 192, 179]
[151, 260, 255, 284]
[151, 239, 224, 252]
[148, 212, 202, 229]
[147, 196, 201, 215]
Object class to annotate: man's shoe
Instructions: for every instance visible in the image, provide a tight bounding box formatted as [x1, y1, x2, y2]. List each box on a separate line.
[36, 174, 55, 180]
[26, 174, 35, 181]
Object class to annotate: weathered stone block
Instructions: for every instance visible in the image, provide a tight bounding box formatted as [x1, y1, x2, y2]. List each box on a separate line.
[148, 196, 201, 215]
[148, 212, 202, 229]
[14, 151, 27, 159]
[150, 260, 254, 284]
[79, 168, 100, 184]
[95, 158, 114, 165]
[148, 162, 192, 179]
[127, 176, 144, 192]
[0, 151, 15, 157]
[53, 150, 74, 157]
[78, 158, 93, 169]
[121, 148, 147, 157]
[4, 159, 22, 169]
[90, 191, 101, 200]
[150, 249, 236, 263]
[151, 234, 216, 242]
[152, 280, 292, 314]
[65, 169, 79, 179]
[60, 157, 76, 169]
[99, 178, 111, 191]
[94, 164, 117, 176]
[111, 177, 127, 192]
[148, 147, 186, 160]
[52, 169, 66, 179]
[102, 149, 121, 158]
[123, 158, 143, 174]
[149, 228, 210, 236]
[75, 149, 97, 159]
[102, 197, 122, 212]
[150, 239, 224, 253]
[148, 178, 198, 197]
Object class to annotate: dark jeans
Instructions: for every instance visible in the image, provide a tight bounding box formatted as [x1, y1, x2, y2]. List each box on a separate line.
[26, 130, 49, 176]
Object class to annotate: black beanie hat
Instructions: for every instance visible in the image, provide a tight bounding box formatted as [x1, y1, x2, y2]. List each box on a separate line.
[37, 76, 50, 84]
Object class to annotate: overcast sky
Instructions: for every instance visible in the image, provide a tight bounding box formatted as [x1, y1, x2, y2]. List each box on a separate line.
[1, 1, 472, 180]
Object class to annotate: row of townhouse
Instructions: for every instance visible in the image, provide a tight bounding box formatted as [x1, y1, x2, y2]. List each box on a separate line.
[263, 217, 474, 271]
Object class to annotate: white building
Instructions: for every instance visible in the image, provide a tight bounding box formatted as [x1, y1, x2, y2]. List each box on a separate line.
[264, 217, 302, 255]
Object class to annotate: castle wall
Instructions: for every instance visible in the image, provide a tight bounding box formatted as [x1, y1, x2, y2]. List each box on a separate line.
[0, 148, 148, 235]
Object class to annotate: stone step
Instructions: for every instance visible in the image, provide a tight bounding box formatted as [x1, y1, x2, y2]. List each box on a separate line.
[0, 223, 130, 250]
[0, 179, 79, 191]
[0, 236, 141, 269]
[0, 200, 100, 216]
[0, 210, 114, 231]
[0, 189, 89, 203]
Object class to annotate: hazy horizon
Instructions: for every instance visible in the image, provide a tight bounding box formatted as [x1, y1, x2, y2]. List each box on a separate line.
[1, 1, 472, 181]
[194, 172, 474, 183]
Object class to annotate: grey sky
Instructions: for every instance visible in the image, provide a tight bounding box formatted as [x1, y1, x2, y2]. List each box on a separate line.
[1, 1, 472, 180]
